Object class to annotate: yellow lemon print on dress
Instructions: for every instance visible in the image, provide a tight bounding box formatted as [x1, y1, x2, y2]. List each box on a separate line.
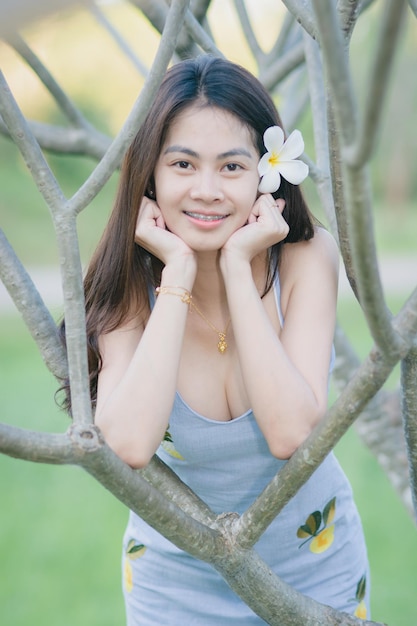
[353, 575, 367, 619]
[124, 559, 133, 593]
[124, 539, 147, 593]
[161, 428, 185, 460]
[297, 497, 336, 553]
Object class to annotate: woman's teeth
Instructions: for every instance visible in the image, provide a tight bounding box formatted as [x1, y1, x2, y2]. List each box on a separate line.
[185, 212, 226, 221]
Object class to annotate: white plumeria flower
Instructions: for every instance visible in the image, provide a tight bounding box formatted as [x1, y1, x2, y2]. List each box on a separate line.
[257, 126, 309, 194]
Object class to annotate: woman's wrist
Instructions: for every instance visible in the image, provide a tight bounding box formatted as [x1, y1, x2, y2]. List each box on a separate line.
[220, 249, 252, 285]
[161, 257, 197, 291]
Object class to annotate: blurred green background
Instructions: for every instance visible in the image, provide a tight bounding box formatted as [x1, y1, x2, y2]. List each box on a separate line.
[1, 1, 417, 625]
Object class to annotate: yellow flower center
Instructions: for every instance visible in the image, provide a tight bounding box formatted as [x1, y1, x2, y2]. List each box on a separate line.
[268, 151, 280, 167]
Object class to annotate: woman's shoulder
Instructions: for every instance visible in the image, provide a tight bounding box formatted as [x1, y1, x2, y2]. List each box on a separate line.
[279, 227, 339, 304]
[281, 227, 339, 277]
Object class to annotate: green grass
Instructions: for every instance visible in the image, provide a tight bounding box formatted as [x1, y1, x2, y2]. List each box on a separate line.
[0, 315, 126, 626]
[1, 307, 417, 626]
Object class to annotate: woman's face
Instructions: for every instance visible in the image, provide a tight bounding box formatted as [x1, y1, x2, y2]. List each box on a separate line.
[153, 105, 260, 252]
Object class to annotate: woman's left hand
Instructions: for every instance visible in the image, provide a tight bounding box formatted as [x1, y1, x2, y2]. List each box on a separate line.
[221, 194, 289, 264]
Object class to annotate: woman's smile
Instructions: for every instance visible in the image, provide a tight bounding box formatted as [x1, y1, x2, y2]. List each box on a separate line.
[183, 210, 230, 226]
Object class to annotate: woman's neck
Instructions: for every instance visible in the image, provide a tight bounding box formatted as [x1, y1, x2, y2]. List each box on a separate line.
[191, 250, 267, 310]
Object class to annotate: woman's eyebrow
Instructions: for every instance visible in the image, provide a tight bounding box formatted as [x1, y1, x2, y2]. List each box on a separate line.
[218, 148, 254, 160]
[163, 145, 198, 157]
[163, 146, 254, 160]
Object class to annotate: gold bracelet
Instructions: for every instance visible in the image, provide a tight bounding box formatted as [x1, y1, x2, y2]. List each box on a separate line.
[155, 286, 192, 305]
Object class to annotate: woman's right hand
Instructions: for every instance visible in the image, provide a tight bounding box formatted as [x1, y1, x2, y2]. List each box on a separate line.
[135, 197, 196, 272]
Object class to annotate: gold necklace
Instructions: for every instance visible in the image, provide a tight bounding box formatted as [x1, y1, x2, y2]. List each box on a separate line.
[189, 299, 231, 354]
[155, 286, 231, 354]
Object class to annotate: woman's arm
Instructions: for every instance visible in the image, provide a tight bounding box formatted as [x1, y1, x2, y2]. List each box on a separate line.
[221, 224, 339, 459]
[94, 199, 197, 468]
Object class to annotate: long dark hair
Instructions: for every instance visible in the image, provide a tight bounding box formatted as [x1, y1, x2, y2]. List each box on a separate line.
[59, 55, 314, 413]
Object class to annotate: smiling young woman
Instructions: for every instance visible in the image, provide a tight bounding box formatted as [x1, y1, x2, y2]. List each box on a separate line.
[59, 55, 370, 624]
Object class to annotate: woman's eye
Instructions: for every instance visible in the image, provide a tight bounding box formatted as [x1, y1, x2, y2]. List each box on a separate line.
[175, 161, 191, 169]
[224, 163, 242, 172]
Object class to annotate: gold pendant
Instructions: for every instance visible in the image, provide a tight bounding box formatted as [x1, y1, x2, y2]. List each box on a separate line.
[217, 332, 227, 354]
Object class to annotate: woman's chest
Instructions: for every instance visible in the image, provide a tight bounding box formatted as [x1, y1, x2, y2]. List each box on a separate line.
[177, 339, 249, 421]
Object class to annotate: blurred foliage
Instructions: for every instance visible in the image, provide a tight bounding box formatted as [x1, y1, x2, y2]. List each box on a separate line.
[0, 1, 416, 267]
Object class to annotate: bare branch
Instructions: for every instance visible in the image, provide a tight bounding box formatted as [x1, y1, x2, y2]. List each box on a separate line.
[337, 0, 360, 38]
[0, 422, 77, 463]
[313, 0, 408, 356]
[0, 229, 67, 380]
[333, 324, 413, 516]
[129, 0, 167, 33]
[0, 117, 111, 159]
[68, 0, 191, 215]
[214, 544, 383, 626]
[260, 41, 305, 91]
[90, 2, 149, 77]
[0, 71, 66, 212]
[4, 33, 93, 129]
[0, 61, 92, 427]
[281, 0, 318, 41]
[327, 103, 359, 298]
[344, 0, 408, 168]
[401, 348, 417, 520]
[302, 33, 338, 236]
[233, 0, 264, 63]
[268, 10, 296, 61]
[183, 8, 224, 57]
[140, 455, 217, 525]
[311, 0, 357, 142]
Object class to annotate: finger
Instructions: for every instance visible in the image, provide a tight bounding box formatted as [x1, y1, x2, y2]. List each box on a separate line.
[276, 199, 286, 214]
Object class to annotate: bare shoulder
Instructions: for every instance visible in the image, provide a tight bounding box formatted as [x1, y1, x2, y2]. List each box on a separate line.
[284, 226, 339, 266]
[281, 227, 339, 279]
[280, 227, 339, 306]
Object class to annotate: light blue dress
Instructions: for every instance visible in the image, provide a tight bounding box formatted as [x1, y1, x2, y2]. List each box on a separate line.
[122, 275, 370, 624]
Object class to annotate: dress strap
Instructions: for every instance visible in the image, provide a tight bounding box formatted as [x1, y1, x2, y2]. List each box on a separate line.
[273, 272, 285, 327]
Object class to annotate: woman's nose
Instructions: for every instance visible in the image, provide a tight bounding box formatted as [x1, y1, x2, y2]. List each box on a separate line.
[189, 170, 224, 203]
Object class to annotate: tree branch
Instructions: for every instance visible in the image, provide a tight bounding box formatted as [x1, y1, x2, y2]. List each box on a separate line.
[0, 64, 93, 427]
[311, 0, 356, 142]
[90, 2, 149, 77]
[4, 33, 93, 129]
[68, 0, 191, 215]
[233, 0, 264, 63]
[183, 7, 224, 57]
[337, 0, 360, 39]
[281, 0, 318, 41]
[0, 229, 67, 380]
[0, 71, 66, 212]
[235, 290, 417, 548]
[302, 32, 337, 237]
[0, 422, 75, 463]
[401, 347, 417, 520]
[140, 455, 218, 525]
[327, 102, 359, 298]
[333, 324, 413, 516]
[313, 0, 408, 356]
[260, 41, 305, 91]
[267, 10, 296, 61]
[344, 0, 408, 168]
